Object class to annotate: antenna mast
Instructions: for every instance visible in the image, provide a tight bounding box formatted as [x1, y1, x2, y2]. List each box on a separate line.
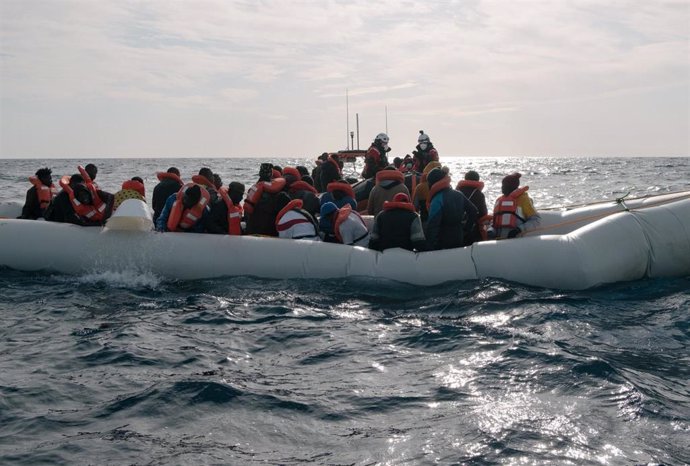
[385, 105, 388, 135]
[346, 89, 350, 150]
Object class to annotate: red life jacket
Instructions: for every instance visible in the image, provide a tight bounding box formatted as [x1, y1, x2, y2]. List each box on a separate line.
[244, 178, 287, 215]
[333, 205, 366, 244]
[327, 181, 355, 199]
[282, 167, 301, 180]
[59, 176, 106, 222]
[493, 186, 530, 229]
[456, 179, 484, 193]
[167, 183, 211, 232]
[288, 180, 318, 195]
[77, 165, 107, 218]
[191, 174, 215, 190]
[157, 172, 183, 184]
[29, 176, 57, 211]
[219, 187, 243, 235]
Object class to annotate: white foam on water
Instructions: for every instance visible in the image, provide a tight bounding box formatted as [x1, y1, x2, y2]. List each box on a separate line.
[70, 269, 164, 289]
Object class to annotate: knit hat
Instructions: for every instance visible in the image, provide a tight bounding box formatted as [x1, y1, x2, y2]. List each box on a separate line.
[320, 202, 338, 217]
[229, 181, 245, 194]
[502, 172, 521, 194]
[427, 167, 446, 188]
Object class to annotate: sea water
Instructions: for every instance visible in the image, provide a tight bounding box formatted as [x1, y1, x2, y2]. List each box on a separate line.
[0, 157, 689, 465]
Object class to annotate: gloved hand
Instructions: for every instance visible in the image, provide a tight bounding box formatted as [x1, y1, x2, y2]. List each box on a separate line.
[507, 228, 521, 238]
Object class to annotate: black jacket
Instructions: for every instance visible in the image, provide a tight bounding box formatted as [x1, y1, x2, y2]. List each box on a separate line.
[369, 208, 427, 252]
[425, 188, 478, 250]
[19, 186, 42, 219]
[457, 185, 488, 245]
[43, 191, 102, 226]
[152, 178, 183, 223]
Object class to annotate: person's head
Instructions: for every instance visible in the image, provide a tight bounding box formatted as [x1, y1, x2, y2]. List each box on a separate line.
[258, 163, 273, 181]
[74, 185, 92, 204]
[228, 181, 245, 205]
[35, 167, 52, 186]
[418, 130, 431, 150]
[282, 167, 301, 186]
[272, 165, 283, 175]
[85, 163, 97, 180]
[198, 167, 214, 184]
[296, 166, 310, 177]
[182, 185, 201, 209]
[393, 192, 410, 203]
[301, 175, 314, 187]
[464, 170, 480, 181]
[501, 172, 521, 196]
[427, 167, 447, 188]
[320, 202, 339, 219]
[393, 157, 402, 168]
[374, 133, 390, 152]
[318, 152, 329, 163]
[213, 174, 222, 190]
[69, 173, 85, 189]
[131, 176, 144, 184]
[167, 167, 180, 176]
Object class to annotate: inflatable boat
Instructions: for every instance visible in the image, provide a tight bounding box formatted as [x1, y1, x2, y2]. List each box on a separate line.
[1, 191, 689, 290]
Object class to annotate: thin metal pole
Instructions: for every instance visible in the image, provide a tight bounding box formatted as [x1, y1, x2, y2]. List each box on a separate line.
[356, 113, 360, 150]
[346, 89, 350, 150]
[385, 105, 388, 135]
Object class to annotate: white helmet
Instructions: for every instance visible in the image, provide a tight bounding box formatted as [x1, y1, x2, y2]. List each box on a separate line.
[418, 130, 430, 144]
[375, 133, 389, 144]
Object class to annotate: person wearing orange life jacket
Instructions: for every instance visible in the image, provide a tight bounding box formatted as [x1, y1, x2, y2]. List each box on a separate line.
[362, 133, 391, 179]
[319, 153, 343, 193]
[488, 172, 541, 240]
[275, 192, 320, 241]
[192, 167, 219, 204]
[367, 167, 410, 216]
[19, 167, 57, 219]
[320, 202, 369, 246]
[368, 193, 427, 252]
[152, 167, 183, 223]
[411, 130, 439, 173]
[155, 184, 210, 232]
[282, 166, 320, 217]
[76, 164, 113, 219]
[456, 170, 489, 245]
[44, 174, 106, 226]
[205, 181, 245, 235]
[244, 163, 286, 236]
[112, 177, 146, 212]
[412, 161, 442, 224]
[425, 167, 478, 250]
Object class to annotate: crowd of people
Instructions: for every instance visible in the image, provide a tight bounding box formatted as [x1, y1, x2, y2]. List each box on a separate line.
[18, 131, 541, 252]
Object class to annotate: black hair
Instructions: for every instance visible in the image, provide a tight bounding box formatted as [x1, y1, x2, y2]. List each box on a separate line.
[69, 174, 85, 186]
[198, 167, 214, 181]
[131, 176, 144, 183]
[85, 164, 97, 179]
[296, 166, 309, 177]
[167, 167, 180, 176]
[35, 167, 52, 178]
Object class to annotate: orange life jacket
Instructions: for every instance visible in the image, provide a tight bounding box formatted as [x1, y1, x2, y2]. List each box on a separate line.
[275, 199, 319, 237]
[375, 170, 404, 184]
[59, 176, 106, 222]
[493, 186, 529, 229]
[167, 183, 211, 232]
[191, 174, 215, 190]
[244, 178, 287, 215]
[157, 172, 183, 184]
[282, 167, 301, 180]
[327, 181, 355, 199]
[29, 176, 57, 211]
[333, 205, 366, 244]
[426, 176, 452, 211]
[219, 187, 243, 235]
[288, 180, 318, 195]
[121, 179, 145, 197]
[456, 179, 485, 193]
[77, 165, 107, 218]
[383, 199, 416, 213]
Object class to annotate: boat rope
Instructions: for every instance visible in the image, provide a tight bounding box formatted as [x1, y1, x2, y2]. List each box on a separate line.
[524, 193, 690, 236]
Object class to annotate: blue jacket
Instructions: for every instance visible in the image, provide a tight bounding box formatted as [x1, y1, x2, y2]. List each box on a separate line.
[155, 193, 210, 233]
[425, 188, 478, 250]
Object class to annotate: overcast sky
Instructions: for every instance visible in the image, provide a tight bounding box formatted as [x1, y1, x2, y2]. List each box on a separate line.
[1, 0, 688, 158]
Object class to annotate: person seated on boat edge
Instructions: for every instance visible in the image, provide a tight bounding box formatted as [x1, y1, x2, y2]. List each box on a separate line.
[205, 181, 244, 235]
[362, 133, 391, 180]
[76, 164, 115, 218]
[152, 167, 183, 223]
[282, 167, 320, 217]
[369, 193, 427, 253]
[244, 162, 286, 236]
[44, 174, 106, 226]
[425, 167, 478, 251]
[19, 167, 57, 220]
[456, 170, 489, 245]
[275, 192, 320, 241]
[320, 202, 369, 247]
[319, 153, 343, 193]
[488, 172, 541, 240]
[311, 153, 329, 192]
[320, 180, 357, 211]
[192, 167, 219, 204]
[156, 183, 211, 232]
[367, 166, 411, 216]
[112, 177, 146, 212]
[413, 161, 442, 225]
[412, 130, 439, 174]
